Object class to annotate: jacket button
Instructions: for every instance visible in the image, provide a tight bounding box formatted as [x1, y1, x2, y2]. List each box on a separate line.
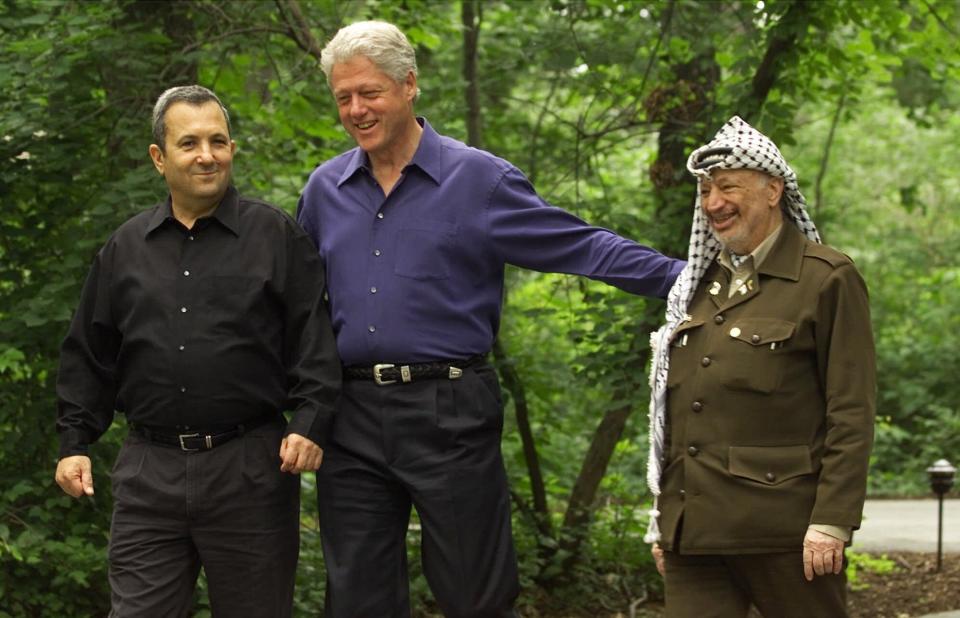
[751, 334, 761, 343]
[714, 315, 725, 324]
[679, 489, 686, 497]
[701, 356, 711, 367]
[765, 472, 776, 482]
[687, 446, 699, 457]
[691, 401, 703, 412]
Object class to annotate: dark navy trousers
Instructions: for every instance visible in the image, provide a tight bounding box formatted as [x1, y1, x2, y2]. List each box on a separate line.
[317, 364, 519, 618]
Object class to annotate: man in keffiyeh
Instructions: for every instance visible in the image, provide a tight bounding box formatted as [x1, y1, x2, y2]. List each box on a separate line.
[644, 116, 876, 617]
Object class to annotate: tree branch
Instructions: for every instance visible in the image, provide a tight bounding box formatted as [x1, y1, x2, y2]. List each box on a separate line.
[814, 88, 846, 226]
[274, 0, 324, 60]
[921, 0, 958, 37]
[738, 0, 812, 122]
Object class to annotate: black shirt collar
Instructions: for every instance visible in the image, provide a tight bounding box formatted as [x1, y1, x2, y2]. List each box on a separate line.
[145, 185, 241, 238]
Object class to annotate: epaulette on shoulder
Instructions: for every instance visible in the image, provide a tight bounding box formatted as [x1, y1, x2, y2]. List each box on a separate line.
[805, 241, 853, 269]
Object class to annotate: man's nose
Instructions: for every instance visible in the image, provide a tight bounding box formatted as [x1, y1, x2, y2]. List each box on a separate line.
[702, 186, 722, 210]
[349, 95, 366, 118]
[195, 142, 215, 163]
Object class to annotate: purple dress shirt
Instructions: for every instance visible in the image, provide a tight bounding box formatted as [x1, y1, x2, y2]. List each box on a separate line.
[297, 118, 684, 366]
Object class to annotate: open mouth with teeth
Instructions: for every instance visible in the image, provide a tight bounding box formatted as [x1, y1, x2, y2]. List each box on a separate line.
[356, 121, 377, 130]
[710, 211, 738, 231]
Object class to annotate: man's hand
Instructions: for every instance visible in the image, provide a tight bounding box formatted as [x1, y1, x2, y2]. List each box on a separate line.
[651, 543, 665, 576]
[55, 455, 95, 498]
[802, 527, 844, 581]
[279, 433, 323, 474]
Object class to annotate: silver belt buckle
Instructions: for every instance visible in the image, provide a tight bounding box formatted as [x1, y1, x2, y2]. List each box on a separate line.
[178, 432, 201, 452]
[373, 363, 397, 386]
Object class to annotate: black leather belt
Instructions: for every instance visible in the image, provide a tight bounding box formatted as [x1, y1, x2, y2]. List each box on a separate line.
[344, 355, 487, 386]
[129, 415, 276, 452]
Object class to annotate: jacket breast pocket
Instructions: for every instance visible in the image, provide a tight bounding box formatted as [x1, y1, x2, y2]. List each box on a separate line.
[728, 445, 813, 486]
[394, 221, 458, 280]
[667, 319, 705, 388]
[723, 317, 795, 394]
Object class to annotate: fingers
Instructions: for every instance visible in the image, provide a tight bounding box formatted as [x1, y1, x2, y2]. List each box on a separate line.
[651, 543, 665, 577]
[279, 434, 323, 474]
[810, 546, 826, 578]
[279, 437, 297, 473]
[802, 528, 845, 581]
[55, 456, 94, 498]
[81, 464, 95, 496]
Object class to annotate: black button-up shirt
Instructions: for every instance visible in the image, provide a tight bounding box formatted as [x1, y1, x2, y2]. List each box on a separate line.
[56, 186, 341, 457]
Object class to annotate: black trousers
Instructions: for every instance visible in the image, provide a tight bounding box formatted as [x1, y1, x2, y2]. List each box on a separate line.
[317, 364, 519, 618]
[108, 418, 299, 618]
[663, 550, 848, 618]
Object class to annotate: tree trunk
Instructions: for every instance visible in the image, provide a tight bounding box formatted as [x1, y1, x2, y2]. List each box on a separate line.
[459, 0, 553, 546]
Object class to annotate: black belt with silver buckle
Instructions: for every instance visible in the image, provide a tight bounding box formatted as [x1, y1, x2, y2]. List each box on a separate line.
[129, 415, 276, 452]
[344, 355, 487, 386]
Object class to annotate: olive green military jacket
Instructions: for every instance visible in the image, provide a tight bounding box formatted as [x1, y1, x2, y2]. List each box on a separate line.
[658, 222, 876, 554]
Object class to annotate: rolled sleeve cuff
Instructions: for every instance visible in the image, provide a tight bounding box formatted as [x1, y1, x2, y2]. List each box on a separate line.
[284, 406, 334, 448]
[808, 524, 852, 543]
[58, 429, 92, 459]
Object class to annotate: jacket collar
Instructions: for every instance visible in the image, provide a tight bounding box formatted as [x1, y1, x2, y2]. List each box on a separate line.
[756, 220, 806, 282]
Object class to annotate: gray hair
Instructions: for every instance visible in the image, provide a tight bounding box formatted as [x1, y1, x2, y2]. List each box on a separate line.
[320, 21, 419, 98]
[152, 85, 231, 151]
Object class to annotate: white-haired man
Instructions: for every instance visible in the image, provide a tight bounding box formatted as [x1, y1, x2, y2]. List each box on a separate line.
[645, 116, 876, 617]
[297, 20, 684, 618]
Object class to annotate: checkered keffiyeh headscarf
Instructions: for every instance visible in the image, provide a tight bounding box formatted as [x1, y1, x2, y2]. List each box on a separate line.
[643, 116, 821, 543]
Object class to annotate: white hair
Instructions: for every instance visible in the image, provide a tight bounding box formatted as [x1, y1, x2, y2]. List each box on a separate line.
[320, 21, 420, 99]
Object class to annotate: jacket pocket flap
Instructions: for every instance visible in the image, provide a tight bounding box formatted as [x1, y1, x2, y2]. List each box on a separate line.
[729, 318, 795, 346]
[728, 445, 812, 485]
[669, 319, 705, 344]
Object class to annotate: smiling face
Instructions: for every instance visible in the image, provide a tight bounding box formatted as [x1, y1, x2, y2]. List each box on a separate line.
[330, 55, 418, 163]
[700, 168, 784, 255]
[148, 100, 235, 213]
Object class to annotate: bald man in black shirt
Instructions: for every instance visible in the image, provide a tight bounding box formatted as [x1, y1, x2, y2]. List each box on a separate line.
[54, 85, 340, 618]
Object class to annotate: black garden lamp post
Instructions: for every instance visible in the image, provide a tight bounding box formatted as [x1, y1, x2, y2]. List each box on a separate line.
[926, 458, 956, 572]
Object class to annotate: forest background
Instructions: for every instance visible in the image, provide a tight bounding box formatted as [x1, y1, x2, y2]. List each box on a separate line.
[1, 0, 958, 615]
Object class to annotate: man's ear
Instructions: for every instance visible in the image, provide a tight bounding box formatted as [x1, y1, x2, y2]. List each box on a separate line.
[767, 176, 785, 207]
[148, 144, 165, 176]
[404, 71, 417, 102]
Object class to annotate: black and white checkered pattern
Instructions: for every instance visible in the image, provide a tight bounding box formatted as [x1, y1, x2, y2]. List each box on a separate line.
[644, 116, 821, 543]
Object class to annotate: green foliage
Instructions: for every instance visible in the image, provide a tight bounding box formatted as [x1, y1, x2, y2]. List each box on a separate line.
[846, 551, 897, 591]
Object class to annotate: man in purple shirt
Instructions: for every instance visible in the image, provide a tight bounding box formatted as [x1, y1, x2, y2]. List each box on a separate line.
[297, 20, 684, 618]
